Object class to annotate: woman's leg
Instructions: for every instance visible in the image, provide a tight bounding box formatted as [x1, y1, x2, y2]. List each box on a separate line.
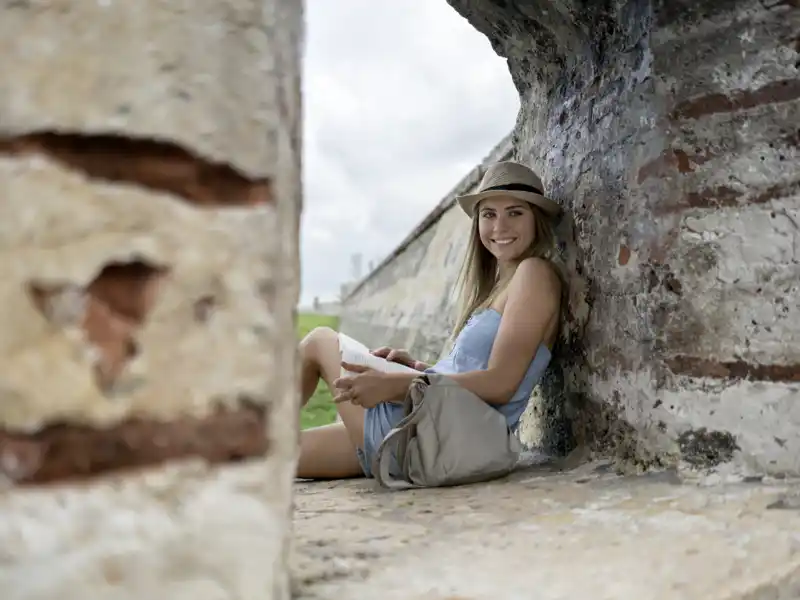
[296, 326, 368, 479]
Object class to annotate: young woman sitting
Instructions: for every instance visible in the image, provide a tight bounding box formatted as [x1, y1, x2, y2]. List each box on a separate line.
[297, 161, 564, 479]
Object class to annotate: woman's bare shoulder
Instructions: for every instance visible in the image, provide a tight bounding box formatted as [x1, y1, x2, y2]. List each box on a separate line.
[513, 257, 562, 293]
[492, 258, 561, 314]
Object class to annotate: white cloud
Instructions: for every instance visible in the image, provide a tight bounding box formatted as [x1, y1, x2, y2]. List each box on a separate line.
[300, 1, 519, 305]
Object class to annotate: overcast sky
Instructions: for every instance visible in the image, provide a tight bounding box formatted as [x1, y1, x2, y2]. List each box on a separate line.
[300, 1, 520, 305]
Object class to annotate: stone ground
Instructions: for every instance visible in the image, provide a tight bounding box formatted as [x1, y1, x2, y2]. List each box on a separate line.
[290, 456, 800, 600]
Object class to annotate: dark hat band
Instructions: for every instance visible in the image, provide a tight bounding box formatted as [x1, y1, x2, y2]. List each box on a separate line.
[482, 182, 544, 196]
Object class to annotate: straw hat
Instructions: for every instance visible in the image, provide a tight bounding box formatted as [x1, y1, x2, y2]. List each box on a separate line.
[457, 161, 561, 219]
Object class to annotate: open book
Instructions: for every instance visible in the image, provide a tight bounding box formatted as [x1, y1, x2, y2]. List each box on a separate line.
[338, 332, 420, 378]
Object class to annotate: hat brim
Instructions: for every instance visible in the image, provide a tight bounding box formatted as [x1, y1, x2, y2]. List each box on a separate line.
[457, 190, 562, 219]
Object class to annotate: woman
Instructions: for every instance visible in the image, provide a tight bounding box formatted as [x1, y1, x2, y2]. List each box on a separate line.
[297, 161, 565, 479]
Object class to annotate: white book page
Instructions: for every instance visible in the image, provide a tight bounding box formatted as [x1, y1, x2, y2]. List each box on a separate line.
[338, 332, 420, 378]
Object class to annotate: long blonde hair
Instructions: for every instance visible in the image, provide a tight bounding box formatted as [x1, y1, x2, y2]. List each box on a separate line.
[451, 203, 566, 340]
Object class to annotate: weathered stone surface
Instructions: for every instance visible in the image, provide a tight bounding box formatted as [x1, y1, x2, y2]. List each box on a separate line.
[1, 461, 296, 600]
[291, 463, 800, 599]
[341, 0, 800, 476]
[0, 1, 302, 598]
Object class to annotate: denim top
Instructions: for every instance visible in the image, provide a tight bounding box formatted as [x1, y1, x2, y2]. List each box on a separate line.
[427, 308, 552, 430]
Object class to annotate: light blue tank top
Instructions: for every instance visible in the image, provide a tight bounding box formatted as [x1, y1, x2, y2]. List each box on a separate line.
[426, 308, 552, 430]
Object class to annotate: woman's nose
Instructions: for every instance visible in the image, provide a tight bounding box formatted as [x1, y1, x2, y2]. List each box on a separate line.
[493, 215, 511, 232]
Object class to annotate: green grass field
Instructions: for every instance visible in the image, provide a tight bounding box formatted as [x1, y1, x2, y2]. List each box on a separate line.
[297, 312, 340, 430]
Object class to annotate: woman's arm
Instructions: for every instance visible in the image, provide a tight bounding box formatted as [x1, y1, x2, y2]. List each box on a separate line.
[384, 257, 560, 405]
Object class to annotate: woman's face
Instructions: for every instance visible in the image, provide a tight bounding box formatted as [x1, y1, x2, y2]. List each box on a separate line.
[477, 196, 536, 262]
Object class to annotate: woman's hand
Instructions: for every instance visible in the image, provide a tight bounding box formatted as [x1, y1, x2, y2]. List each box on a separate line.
[333, 362, 401, 409]
[371, 347, 428, 371]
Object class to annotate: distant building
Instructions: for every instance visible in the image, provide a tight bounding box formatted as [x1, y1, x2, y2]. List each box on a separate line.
[302, 295, 342, 317]
[298, 253, 373, 316]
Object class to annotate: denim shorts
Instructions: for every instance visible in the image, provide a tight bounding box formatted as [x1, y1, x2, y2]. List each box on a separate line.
[356, 401, 404, 478]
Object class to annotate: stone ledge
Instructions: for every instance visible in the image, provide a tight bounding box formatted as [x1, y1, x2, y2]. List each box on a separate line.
[291, 462, 800, 599]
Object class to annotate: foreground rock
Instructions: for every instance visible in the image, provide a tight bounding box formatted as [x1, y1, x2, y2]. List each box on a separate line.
[0, 1, 303, 598]
[292, 462, 800, 599]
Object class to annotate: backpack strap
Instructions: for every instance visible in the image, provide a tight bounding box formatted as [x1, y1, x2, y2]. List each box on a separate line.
[372, 390, 428, 490]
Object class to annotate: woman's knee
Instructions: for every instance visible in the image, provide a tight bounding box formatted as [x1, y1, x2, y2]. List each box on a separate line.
[300, 326, 337, 357]
[299, 326, 340, 375]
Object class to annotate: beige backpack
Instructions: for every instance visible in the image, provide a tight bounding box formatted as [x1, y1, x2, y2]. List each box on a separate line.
[372, 373, 522, 490]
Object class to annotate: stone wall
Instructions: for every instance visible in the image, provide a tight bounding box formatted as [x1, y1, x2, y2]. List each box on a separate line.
[342, 0, 800, 476]
[0, 2, 303, 598]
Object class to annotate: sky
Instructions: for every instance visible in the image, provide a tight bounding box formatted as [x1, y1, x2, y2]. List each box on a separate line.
[300, 1, 520, 306]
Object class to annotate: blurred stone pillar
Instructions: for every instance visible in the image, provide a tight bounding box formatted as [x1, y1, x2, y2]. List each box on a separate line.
[0, 1, 303, 598]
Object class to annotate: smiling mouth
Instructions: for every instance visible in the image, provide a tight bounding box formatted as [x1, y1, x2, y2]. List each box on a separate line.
[492, 238, 517, 246]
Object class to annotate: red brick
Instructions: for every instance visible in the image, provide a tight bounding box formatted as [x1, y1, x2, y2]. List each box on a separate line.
[0, 133, 272, 208]
[637, 148, 714, 184]
[0, 401, 268, 485]
[667, 355, 800, 382]
[657, 180, 800, 215]
[29, 261, 168, 393]
[671, 79, 800, 121]
[618, 245, 632, 265]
